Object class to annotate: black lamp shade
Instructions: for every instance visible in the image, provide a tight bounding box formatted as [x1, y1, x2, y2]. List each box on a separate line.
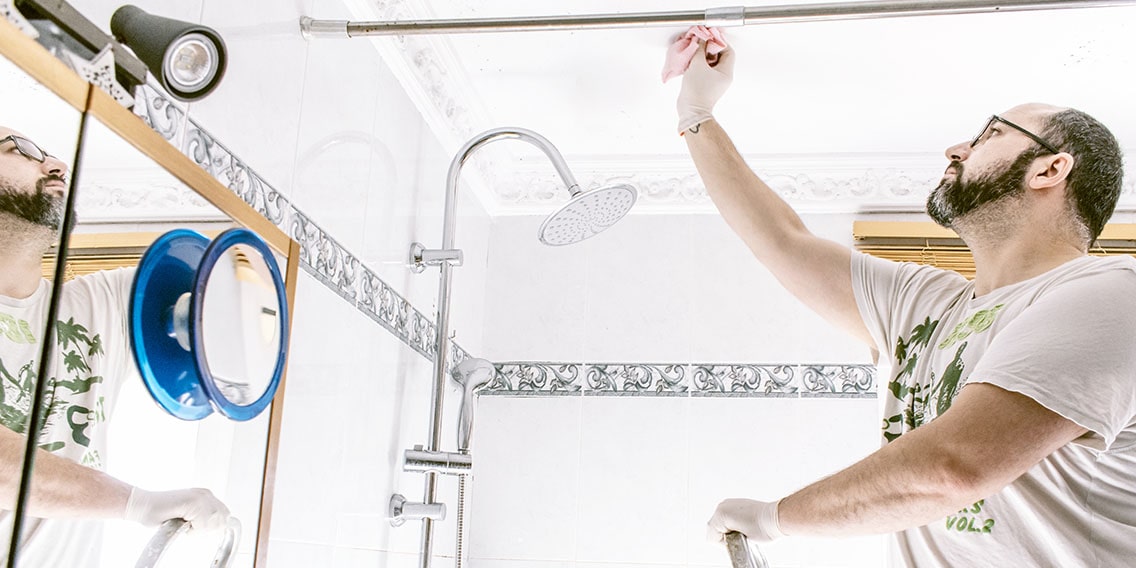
[110, 5, 227, 101]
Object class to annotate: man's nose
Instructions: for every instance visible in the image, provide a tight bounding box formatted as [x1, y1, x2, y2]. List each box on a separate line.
[41, 155, 68, 179]
[944, 141, 971, 162]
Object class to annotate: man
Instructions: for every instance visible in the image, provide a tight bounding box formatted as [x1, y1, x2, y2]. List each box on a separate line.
[0, 126, 229, 566]
[682, 44, 1136, 566]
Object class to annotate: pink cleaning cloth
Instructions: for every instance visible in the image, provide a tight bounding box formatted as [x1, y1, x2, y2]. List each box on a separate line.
[661, 26, 728, 83]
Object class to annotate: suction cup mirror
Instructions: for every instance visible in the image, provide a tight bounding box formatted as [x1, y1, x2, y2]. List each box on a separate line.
[130, 228, 288, 421]
[193, 228, 288, 421]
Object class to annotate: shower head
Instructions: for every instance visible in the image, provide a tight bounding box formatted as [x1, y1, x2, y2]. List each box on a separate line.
[538, 183, 637, 246]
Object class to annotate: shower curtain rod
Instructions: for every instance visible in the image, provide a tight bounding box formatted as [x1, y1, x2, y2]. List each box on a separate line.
[300, 0, 1136, 38]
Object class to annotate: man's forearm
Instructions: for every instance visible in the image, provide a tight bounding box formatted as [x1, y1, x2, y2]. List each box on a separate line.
[684, 119, 812, 263]
[0, 426, 130, 519]
[776, 384, 1088, 538]
[684, 118, 870, 344]
[778, 422, 980, 537]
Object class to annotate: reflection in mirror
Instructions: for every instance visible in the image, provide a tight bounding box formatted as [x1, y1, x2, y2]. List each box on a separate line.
[197, 234, 287, 418]
[128, 227, 288, 423]
[1, 91, 268, 565]
[0, 51, 83, 565]
[71, 118, 271, 568]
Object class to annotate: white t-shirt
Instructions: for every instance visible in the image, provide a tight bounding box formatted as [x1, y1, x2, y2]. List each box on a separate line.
[0, 268, 136, 567]
[853, 252, 1136, 568]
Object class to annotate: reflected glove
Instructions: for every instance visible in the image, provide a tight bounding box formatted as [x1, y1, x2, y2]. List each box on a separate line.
[706, 498, 785, 544]
[124, 487, 231, 532]
[676, 42, 736, 134]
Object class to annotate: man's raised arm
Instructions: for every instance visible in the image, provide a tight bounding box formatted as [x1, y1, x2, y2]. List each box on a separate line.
[679, 44, 872, 346]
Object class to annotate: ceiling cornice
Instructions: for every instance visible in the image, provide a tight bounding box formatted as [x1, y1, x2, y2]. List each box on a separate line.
[341, 0, 1136, 216]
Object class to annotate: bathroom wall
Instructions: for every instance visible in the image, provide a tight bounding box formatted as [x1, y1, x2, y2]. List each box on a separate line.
[56, 2, 905, 567]
[61, 0, 492, 565]
[471, 212, 892, 568]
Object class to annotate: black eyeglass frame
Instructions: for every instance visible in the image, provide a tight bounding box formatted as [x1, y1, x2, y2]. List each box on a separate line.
[971, 115, 1061, 155]
[0, 134, 52, 163]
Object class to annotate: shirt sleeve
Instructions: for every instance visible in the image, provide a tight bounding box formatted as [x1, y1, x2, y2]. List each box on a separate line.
[968, 267, 1136, 451]
[851, 252, 968, 360]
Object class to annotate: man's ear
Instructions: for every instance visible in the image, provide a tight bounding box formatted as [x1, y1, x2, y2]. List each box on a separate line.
[1029, 152, 1075, 190]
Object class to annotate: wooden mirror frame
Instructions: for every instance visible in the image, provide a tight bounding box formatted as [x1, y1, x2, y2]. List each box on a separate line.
[0, 17, 299, 567]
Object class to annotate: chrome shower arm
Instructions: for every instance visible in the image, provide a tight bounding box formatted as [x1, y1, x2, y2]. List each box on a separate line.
[442, 127, 580, 251]
[301, 0, 1136, 37]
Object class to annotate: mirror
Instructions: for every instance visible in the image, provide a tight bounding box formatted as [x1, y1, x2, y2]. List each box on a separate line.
[195, 230, 287, 419]
[0, 37, 83, 566]
[130, 227, 288, 422]
[2, 14, 297, 568]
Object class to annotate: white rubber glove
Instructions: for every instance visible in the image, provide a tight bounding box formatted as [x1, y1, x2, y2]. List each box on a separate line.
[706, 498, 785, 544]
[676, 42, 736, 134]
[123, 487, 230, 532]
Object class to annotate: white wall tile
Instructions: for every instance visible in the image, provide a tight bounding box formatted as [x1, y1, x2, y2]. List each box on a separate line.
[581, 215, 694, 363]
[188, 0, 316, 197]
[686, 398, 808, 567]
[468, 397, 582, 562]
[576, 397, 689, 565]
[464, 560, 572, 568]
[265, 539, 333, 568]
[482, 216, 588, 361]
[288, 0, 384, 254]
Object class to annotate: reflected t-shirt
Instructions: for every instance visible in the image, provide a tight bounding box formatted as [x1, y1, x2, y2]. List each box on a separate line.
[852, 252, 1136, 567]
[0, 268, 135, 567]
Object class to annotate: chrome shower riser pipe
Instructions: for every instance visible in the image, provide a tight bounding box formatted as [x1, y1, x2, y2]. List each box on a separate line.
[301, 0, 1136, 37]
[417, 128, 581, 568]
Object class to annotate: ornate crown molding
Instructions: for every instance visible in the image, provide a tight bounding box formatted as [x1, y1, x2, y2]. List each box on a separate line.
[350, 0, 1136, 215]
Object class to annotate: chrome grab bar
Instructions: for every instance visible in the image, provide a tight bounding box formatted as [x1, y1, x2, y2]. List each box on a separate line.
[135, 517, 241, 568]
[724, 531, 770, 568]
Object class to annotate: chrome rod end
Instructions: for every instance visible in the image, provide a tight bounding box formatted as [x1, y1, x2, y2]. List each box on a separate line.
[300, 16, 350, 40]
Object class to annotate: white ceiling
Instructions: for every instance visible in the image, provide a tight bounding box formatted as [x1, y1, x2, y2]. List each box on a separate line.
[339, 0, 1136, 215]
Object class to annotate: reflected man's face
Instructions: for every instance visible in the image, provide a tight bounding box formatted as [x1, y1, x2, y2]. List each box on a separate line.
[0, 126, 69, 230]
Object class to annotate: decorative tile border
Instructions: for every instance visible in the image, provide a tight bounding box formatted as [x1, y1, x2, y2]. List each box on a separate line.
[131, 83, 458, 364]
[485, 363, 876, 399]
[131, 82, 873, 400]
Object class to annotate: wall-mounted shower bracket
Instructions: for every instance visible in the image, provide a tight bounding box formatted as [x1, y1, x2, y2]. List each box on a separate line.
[409, 242, 464, 274]
[389, 494, 446, 527]
[404, 446, 473, 476]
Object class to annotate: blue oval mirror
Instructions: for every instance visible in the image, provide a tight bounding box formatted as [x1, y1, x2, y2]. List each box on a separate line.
[129, 229, 213, 420]
[191, 228, 288, 421]
[129, 228, 288, 421]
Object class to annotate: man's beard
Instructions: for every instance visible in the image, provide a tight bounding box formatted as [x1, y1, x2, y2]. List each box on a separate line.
[0, 176, 66, 230]
[926, 151, 1036, 228]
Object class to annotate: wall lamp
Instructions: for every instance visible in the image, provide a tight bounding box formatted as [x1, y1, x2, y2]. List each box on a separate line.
[11, 0, 227, 103]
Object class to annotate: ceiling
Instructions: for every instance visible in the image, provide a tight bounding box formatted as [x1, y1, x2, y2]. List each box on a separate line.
[336, 0, 1136, 215]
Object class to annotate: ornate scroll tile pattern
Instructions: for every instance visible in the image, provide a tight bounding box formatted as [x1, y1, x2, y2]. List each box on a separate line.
[130, 77, 880, 402]
[800, 365, 877, 398]
[133, 85, 187, 148]
[691, 364, 798, 397]
[131, 82, 453, 366]
[487, 363, 875, 399]
[585, 364, 688, 396]
[482, 363, 584, 396]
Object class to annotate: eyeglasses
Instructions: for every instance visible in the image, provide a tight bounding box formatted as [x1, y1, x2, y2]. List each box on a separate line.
[0, 134, 52, 163]
[970, 115, 1060, 155]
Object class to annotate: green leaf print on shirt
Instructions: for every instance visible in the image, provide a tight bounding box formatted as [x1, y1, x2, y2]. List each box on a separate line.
[0, 314, 108, 460]
[938, 304, 1005, 350]
[883, 317, 940, 442]
[935, 343, 967, 416]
